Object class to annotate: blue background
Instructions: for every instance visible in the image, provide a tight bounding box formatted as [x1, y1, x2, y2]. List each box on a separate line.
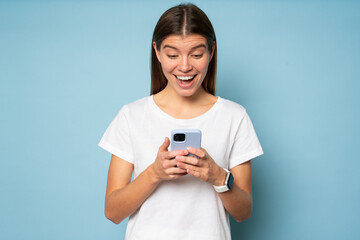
[1, 0, 359, 239]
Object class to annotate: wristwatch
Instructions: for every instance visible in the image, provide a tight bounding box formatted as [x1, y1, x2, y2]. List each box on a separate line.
[213, 168, 234, 193]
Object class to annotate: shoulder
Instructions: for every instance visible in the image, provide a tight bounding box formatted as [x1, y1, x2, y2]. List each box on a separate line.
[119, 96, 151, 115]
[217, 97, 247, 118]
[110, 96, 151, 126]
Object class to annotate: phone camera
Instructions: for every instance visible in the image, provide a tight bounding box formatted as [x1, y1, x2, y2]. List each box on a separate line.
[173, 133, 185, 142]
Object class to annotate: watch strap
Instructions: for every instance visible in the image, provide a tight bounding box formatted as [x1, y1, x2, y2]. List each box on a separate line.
[213, 168, 232, 193]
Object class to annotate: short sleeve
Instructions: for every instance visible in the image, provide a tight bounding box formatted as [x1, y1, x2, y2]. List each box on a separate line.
[228, 111, 263, 169]
[98, 106, 134, 164]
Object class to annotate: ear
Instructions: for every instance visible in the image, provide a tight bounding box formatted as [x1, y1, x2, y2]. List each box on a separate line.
[153, 41, 161, 63]
[209, 41, 216, 61]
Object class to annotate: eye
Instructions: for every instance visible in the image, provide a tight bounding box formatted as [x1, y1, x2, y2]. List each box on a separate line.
[167, 55, 178, 59]
[192, 54, 204, 59]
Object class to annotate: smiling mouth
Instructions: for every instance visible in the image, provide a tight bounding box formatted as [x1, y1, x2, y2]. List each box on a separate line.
[174, 74, 197, 89]
[175, 75, 197, 82]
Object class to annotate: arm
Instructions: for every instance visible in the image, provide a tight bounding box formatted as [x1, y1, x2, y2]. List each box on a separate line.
[104, 138, 189, 224]
[176, 148, 253, 222]
[104, 155, 157, 224]
[217, 161, 252, 222]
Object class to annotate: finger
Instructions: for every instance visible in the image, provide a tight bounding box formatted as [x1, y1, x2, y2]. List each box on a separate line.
[166, 149, 189, 159]
[158, 137, 170, 152]
[176, 155, 201, 166]
[177, 161, 200, 172]
[177, 163, 206, 181]
[168, 173, 188, 180]
[162, 159, 178, 169]
[165, 167, 187, 175]
[186, 147, 206, 159]
[187, 168, 202, 179]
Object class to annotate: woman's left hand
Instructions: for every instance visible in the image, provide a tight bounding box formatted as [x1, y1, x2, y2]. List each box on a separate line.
[175, 147, 226, 186]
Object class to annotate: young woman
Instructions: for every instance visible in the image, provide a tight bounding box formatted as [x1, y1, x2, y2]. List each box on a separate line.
[99, 4, 263, 240]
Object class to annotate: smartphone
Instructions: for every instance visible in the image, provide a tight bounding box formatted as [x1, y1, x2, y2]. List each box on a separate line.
[171, 129, 202, 158]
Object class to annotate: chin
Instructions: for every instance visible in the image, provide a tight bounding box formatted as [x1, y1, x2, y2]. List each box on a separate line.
[176, 89, 199, 98]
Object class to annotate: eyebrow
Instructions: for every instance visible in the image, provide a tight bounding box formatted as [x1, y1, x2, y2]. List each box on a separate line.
[162, 43, 207, 51]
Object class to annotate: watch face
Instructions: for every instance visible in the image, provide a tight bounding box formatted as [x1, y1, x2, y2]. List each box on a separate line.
[227, 172, 234, 190]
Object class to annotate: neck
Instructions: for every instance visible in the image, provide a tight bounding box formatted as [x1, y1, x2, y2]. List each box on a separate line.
[153, 85, 218, 119]
[157, 85, 209, 106]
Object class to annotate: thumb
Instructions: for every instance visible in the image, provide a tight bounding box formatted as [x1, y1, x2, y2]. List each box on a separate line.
[158, 137, 170, 152]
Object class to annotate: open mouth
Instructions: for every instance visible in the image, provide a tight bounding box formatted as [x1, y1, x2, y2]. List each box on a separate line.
[175, 74, 197, 84]
[176, 75, 196, 81]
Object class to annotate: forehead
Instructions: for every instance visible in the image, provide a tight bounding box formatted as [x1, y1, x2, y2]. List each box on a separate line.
[161, 34, 208, 50]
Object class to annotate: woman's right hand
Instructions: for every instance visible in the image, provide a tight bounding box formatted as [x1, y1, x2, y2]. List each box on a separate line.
[150, 137, 189, 182]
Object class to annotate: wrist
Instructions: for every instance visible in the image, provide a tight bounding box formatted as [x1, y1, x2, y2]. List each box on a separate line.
[145, 164, 161, 185]
[213, 167, 227, 186]
[213, 168, 234, 193]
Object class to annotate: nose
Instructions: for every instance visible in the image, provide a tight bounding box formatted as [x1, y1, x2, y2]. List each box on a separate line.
[179, 56, 192, 72]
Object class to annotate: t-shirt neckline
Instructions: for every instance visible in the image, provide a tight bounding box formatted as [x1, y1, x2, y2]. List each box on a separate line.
[149, 95, 222, 124]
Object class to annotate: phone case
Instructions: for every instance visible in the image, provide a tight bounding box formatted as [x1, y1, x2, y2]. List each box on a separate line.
[171, 129, 201, 157]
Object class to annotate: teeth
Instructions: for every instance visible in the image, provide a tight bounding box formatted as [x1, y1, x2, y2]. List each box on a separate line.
[176, 75, 195, 81]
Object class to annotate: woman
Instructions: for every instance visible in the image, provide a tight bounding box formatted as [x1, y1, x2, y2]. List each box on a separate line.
[99, 3, 263, 240]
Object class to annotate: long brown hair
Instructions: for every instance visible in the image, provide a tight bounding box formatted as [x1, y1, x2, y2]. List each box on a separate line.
[151, 3, 217, 95]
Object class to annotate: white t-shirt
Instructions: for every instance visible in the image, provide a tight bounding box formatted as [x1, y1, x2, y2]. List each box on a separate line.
[99, 96, 263, 240]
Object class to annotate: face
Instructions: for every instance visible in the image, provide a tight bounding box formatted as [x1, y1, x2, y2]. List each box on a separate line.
[153, 34, 214, 97]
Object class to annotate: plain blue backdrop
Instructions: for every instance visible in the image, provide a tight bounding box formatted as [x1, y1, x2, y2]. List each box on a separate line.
[1, 0, 359, 239]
